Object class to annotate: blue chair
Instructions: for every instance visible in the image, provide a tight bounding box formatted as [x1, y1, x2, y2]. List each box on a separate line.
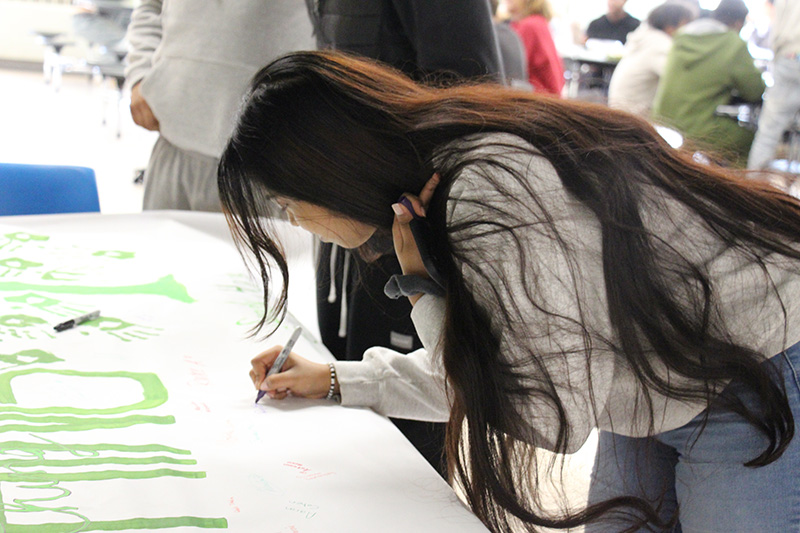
[0, 163, 101, 216]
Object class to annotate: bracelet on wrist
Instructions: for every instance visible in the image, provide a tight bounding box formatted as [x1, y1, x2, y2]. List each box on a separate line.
[325, 362, 341, 403]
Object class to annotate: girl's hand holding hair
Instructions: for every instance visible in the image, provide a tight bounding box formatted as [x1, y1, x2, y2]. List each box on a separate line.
[250, 346, 332, 400]
[391, 173, 440, 297]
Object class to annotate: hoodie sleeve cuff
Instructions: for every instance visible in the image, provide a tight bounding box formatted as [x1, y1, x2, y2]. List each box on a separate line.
[410, 294, 446, 352]
[335, 347, 450, 421]
[336, 359, 382, 408]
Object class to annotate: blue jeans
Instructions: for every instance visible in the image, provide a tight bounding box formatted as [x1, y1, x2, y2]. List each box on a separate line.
[586, 343, 800, 532]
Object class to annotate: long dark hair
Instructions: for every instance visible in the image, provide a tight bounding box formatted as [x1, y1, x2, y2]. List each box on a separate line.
[218, 51, 797, 531]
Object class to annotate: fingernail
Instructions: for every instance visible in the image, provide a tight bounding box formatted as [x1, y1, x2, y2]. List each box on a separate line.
[391, 203, 404, 216]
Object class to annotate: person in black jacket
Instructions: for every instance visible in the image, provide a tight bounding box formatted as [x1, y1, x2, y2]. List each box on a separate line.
[585, 0, 640, 44]
[303, 0, 503, 476]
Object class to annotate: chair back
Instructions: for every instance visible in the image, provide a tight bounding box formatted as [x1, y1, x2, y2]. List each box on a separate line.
[0, 163, 101, 216]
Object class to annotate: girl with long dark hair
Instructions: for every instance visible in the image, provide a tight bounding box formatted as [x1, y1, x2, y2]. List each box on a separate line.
[218, 50, 799, 532]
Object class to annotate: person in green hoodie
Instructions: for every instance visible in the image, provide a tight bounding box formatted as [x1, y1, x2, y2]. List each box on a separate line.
[653, 0, 765, 166]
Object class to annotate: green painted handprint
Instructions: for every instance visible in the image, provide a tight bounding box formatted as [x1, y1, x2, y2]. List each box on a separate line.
[5, 293, 90, 318]
[0, 314, 54, 340]
[80, 316, 163, 342]
[0, 258, 43, 278]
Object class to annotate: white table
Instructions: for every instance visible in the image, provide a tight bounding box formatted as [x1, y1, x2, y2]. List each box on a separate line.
[0, 211, 487, 532]
[559, 43, 621, 100]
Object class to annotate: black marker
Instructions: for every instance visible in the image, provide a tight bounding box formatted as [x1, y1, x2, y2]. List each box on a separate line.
[255, 326, 302, 403]
[54, 310, 101, 332]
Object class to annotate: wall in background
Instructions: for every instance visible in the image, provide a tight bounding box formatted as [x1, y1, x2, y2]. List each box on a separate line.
[0, 0, 87, 63]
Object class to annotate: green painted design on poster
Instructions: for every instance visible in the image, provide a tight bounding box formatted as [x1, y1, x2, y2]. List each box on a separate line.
[0, 369, 168, 414]
[0, 468, 206, 483]
[79, 317, 163, 342]
[3, 517, 228, 532]
[4, 293, 88, 318]
[0, 314, 55, 340]
[0, 415, 175, 433]
[41, 270, 84, 282]
[0, 233, 228, 530]
[0, 258, 43, 276]
[1, 232, 49, 246]
[0, 315, 47, 328]
[0, 454, 196, 469]
[0, 437, 202, 481]
[0, 439, 193, 456]
[92, 250, 135, 260]
[0, 350, 63, 366]
[0, 275, 195, 303]
[0, 483, 228, 531]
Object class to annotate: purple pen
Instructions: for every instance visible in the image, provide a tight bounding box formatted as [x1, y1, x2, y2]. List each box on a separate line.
[396, 195, 445, 290]
[398, 196, 422, 219]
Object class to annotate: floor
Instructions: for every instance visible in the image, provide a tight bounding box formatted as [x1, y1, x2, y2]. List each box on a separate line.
[0, 66, 155, 214]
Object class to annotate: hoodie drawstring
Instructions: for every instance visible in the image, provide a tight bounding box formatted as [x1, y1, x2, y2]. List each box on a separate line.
[338, 250, 350, 338]
[327, 244, 338, 303]
[325, 243, 351, 339]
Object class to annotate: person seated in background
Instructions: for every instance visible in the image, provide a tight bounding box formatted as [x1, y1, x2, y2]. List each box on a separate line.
[506, 0, 565, 96]
[585, 0, 641, 44]
[490, 0, 531, 89]
[748, 0, 800, 171]
[653, 0, 765, 167]
[608, 1, 696, 118]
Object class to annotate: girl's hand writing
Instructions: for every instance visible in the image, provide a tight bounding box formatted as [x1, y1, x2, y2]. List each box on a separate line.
[250, 346, 331, 400]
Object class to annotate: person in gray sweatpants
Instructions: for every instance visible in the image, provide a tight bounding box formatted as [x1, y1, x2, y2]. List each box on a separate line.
[747, 0, 800, 171]
[124, 0, 313, 211]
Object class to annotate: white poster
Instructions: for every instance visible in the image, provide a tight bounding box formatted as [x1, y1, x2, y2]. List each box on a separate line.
[0, 213, 486, 532]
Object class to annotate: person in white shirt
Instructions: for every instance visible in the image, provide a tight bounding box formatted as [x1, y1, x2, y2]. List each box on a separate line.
[608, 1, 696, 118]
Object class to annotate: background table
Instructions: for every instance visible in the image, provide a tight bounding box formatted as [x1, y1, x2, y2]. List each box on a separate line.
[0, 211, 488, 532]
[560, 42, 622, 101]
